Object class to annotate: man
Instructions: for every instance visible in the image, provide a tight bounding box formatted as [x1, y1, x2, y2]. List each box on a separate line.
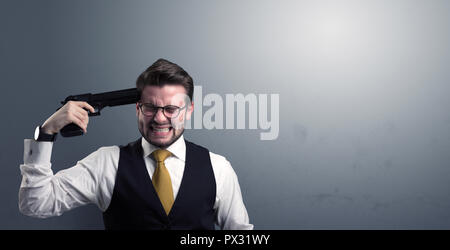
[19, 58, 253, 230]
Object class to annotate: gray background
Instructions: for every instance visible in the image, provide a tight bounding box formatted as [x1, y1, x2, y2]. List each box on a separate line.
[1, 0, 450, 229]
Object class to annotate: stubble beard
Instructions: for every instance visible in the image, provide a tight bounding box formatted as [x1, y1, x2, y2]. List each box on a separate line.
[138, 120, 185, 148]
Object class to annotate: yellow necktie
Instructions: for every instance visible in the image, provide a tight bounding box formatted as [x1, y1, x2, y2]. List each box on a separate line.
[151, 149, 174, 215]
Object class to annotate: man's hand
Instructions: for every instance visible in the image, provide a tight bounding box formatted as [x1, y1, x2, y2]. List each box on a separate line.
[41, 101, 96, 134]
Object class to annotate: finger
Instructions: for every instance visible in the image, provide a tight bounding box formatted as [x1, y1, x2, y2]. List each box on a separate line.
[74, 105, 90, 120]
[68, 113, 87, 133]
[70, 101, 95, 113]
[73, 108, 90, 128]
[80, 101, 96, 114]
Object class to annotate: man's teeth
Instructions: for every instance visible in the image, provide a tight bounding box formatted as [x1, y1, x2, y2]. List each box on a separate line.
[153, 127, 170, 132]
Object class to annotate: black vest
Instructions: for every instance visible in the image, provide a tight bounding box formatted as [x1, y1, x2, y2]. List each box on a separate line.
[103, 138, 216, 230]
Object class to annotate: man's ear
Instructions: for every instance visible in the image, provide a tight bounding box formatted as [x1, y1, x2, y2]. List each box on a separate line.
[185, 102, 194, 121]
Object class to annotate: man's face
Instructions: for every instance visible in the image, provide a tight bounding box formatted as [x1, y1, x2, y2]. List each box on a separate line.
[137, 85, 193, 148]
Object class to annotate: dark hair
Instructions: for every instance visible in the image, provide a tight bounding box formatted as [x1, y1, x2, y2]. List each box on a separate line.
[136, 58, 194, 100]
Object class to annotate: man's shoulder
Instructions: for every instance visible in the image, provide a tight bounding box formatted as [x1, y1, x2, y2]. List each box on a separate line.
[185, 141, 231, 165]
[208, 151, 237, 177]
[82, 145, 120, 161]
[96, 145, 120, 154]
[208, 151, 229, 165]
[184, 140, 236, 175]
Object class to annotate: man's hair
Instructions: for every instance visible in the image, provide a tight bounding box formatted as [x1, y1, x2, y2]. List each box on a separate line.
[136, 58, 194, 100]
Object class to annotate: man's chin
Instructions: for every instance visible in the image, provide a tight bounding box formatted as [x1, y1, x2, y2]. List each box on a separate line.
[145, 131, 184, 148]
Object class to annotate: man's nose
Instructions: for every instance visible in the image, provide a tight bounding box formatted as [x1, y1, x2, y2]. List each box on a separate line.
[153, 108, 168, 123]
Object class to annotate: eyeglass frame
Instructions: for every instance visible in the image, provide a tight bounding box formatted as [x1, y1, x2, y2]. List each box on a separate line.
[138, 102, 187, 118]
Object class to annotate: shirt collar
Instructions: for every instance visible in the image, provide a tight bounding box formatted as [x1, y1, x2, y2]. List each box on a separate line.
[141, 134, 186, 162]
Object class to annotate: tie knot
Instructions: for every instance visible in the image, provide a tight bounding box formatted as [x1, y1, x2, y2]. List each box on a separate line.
[152, 149, 172, 162]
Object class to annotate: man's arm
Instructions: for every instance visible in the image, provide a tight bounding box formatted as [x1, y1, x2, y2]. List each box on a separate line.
[210, 153, 254, 230]
[19, 139, 117, 218]
[19, 100, 112, 218]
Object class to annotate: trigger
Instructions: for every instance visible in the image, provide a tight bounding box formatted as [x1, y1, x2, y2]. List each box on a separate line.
[87, 107, 101, 116]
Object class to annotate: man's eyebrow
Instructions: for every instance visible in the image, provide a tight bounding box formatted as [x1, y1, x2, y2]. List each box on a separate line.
[140, 101, 155, 104]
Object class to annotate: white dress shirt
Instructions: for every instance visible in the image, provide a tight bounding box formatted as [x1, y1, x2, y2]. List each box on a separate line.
[19, 135, 253, 230]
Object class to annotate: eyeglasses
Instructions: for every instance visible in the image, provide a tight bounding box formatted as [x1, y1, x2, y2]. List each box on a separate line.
[138, 103, 186, 118]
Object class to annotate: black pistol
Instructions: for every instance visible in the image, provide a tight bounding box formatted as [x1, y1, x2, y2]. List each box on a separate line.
[59, 88, 140, 137]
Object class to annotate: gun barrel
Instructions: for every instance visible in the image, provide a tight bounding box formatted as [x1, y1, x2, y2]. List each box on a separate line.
[59, 87, 140, 137]
[91, 88, 140, 107]
[62, 93, 92, 104]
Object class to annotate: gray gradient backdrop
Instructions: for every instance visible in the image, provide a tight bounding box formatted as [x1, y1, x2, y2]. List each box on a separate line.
[1, 0, 450, 229]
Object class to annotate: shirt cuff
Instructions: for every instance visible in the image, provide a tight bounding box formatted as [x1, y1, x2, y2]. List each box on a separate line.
[24, 139, 53, 164]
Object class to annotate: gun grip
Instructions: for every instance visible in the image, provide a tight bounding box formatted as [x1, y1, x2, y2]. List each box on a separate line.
[60, 123, 84, 137]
